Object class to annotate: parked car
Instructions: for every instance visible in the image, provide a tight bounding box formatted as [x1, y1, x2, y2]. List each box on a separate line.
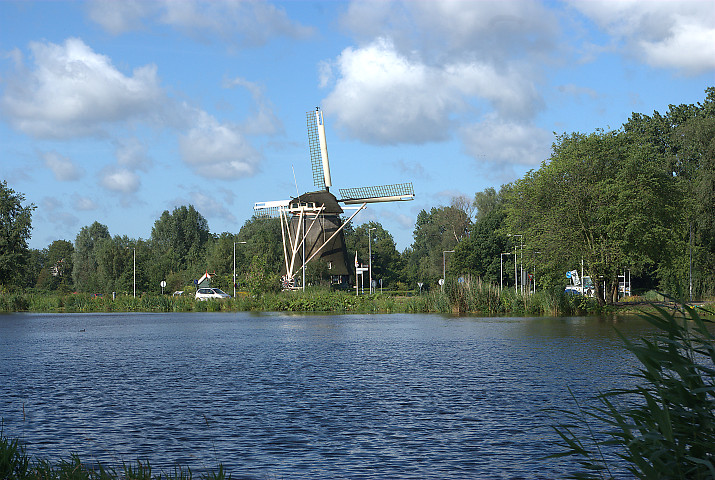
[195, 288, 231, 301]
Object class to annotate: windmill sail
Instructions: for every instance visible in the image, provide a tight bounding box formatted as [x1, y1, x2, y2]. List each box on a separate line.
[339, 182, 414, 204]
[307, 108, 332, 190]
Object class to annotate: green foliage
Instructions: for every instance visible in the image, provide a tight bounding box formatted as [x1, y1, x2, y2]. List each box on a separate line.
[0, 431, 230, 479]
[402, 200, 472, 287]
[345, 221, 403, 288]
[0, 181, 36, 288]
[548, 303, 715, 479]
[72, 222, 111, 293]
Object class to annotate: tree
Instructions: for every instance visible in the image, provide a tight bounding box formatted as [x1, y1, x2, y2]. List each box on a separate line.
[403, 203, 471, 288]
[151, 205, 210, 273]
[72, 222, 110, 292]
[345, 221, 403, 289]
[236, 216, 283, 287]
[623, 87, 715, 297]
[36, 240, 74, 291]
[0, 181, 36, 288]
[505, 129, 682, 304]
[452, 187, 509, 284]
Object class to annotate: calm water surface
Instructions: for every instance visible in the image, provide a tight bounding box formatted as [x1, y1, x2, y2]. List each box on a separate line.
[0, 312, 657, 479]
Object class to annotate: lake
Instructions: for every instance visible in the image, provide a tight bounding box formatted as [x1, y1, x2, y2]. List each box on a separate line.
[0, 312, 656, 479]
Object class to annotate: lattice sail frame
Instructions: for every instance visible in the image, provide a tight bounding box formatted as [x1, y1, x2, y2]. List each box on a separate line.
[307, 111, 324, 188]
[339, 182, 415, 204]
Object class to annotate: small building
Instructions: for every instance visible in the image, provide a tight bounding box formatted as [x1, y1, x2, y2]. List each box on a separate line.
[197, 271, 215, 289]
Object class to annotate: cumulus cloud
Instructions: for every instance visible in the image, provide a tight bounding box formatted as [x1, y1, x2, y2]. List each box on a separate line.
[342, 0, 558, 65]
[100, 166, 141, 193]
[179, 111, 261, 179]
[1, 38, 165, 138]
[42, 151, 85, 181]
[322, 37, 541, 144]
[569, 0, 715, 75]
[87, 0, 313, 46]
[460, 115, 553, 168]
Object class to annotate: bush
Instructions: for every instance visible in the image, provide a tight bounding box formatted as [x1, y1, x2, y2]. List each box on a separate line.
[548, 303, 715, 479]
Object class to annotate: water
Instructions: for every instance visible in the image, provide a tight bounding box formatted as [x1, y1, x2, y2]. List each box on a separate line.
[0, 312, 656, 479]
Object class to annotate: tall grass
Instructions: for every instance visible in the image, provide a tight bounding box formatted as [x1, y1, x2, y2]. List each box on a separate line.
[0, 430, 231, 480]
[1, 284, 607, 316]
[547, 303, 715, 479]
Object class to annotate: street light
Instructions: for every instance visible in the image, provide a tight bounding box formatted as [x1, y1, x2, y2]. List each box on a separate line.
[443, 250, 455, 292]
[507, 234, 523, 294]
[368, 227, 376, 294]
[233, 241, 247, 298]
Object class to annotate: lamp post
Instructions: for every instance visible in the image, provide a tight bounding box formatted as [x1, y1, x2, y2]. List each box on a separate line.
[443, 250, 455, 291]
[507, 234, 523, 294]
[368, 227, 376, 294]
[233, 241, 247, 298]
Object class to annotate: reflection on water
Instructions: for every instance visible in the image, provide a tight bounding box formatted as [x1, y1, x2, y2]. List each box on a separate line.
[0, 312, 655, 479]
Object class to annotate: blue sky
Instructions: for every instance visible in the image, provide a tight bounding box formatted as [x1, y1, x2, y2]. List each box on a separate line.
[1, 0, 714, 253]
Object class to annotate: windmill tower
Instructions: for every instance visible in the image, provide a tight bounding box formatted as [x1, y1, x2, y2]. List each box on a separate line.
[254, 108, 414, 289]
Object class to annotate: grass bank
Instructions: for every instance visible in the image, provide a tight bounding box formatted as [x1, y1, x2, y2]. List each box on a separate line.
[2, 281, 707, 317]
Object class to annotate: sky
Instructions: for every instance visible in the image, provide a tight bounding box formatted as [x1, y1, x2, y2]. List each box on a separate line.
[1, 0, 714, 253]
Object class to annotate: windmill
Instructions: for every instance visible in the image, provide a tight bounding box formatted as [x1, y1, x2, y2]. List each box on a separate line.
[254, 108, 414, 289]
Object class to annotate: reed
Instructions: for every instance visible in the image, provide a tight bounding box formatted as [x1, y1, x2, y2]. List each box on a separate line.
[0, 432, 230, 480]
[546, 302, 715, 479]
[0, 286, 617, 316]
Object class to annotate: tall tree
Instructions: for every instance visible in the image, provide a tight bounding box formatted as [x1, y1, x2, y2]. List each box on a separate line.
[150, 205, 210, 277]
[0, 181, 36, 288]
[452, 187, 509, 284]
[36, 240, 74, 291]
[403, 203, 471, 288]
[72, 222, 110, 292]
[505, 129, 681, 304]
[345, 221, 403, 289]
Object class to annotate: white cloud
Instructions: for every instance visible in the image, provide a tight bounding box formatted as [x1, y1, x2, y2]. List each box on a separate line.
[87, 0, 313, 46]
[179, 111, 261, 179]
[42, 151, 84, 181]
[223, 77, 282, 136]
[460, 115, 553, 168]
[100, 166, 140, 193]
[342, 0, 558, 64]
[1, 38, 165, 138]
[86, 0, 152, 35]
[323, 38, 541, 144]
[323, 38, 458, 144]
[115, 137, 151, 172]
[189, 190, 236, 224]
[72, 194, 98, 211]
[569, 0, 715, 75]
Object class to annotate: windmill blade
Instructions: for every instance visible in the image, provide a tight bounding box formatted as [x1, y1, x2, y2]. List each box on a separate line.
[339, 182, 415, 204]
[307, 108, 331, 190]
[254, 200, 289, 218]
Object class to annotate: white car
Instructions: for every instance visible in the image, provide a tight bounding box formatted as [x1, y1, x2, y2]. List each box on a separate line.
[195, 287, 231, 300]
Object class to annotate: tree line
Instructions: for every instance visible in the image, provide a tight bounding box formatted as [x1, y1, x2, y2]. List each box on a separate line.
[2, 88, 714, 303]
